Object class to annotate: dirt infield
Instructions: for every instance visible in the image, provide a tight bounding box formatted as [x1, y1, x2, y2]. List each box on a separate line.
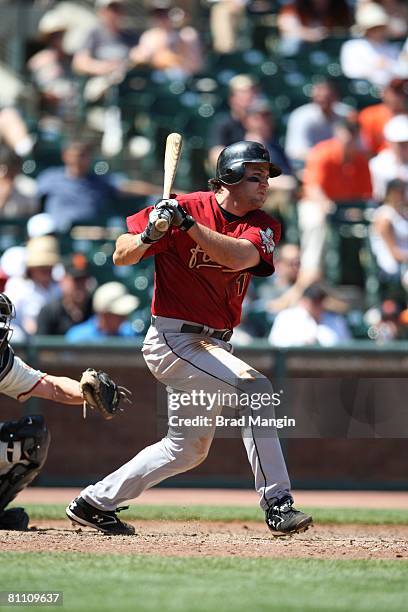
[4, 489, 407, 560]
[17, 488, 408, 508]
[1, 520, 407, 560]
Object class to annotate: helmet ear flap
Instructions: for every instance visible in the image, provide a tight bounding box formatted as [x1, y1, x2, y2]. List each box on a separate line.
[223, 163, 245, 184]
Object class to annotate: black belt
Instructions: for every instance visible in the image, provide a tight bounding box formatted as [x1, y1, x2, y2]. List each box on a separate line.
[151, 316, 232, 342]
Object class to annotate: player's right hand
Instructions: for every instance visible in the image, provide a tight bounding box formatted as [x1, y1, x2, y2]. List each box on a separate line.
[140, 207, 173, 244]
[155, 199, 195, 232]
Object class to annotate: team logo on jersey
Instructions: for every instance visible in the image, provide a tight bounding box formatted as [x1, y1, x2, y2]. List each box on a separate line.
[259, 228, 275, 254]
[188, 245, 234, 272]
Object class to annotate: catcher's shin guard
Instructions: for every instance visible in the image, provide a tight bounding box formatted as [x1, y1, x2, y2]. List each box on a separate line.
[0, 415, 50, 512]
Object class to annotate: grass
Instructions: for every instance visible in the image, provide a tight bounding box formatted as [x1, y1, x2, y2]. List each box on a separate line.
[1, 554, 408, 612]
[13, 503, 408, 525]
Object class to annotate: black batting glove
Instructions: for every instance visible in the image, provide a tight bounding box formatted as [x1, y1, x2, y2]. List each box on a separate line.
[155, 199, 195, 231]
[140, 208, 172, 244]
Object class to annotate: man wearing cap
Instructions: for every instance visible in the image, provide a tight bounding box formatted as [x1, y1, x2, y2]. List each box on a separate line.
[27, 9, 76, 119]
[73, 0, 139, 78]
[4, 236, 61, 336]
[340, 2, 402, 87]
[369, 114, 408, 201]
[37, 255, 94, 336]
[65, 281, 139, 341]
[65, 141, 313, 538]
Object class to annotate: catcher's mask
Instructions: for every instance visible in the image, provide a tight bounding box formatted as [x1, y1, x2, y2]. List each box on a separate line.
[0, 293, 15, 354]
[215, 141, 282, 185]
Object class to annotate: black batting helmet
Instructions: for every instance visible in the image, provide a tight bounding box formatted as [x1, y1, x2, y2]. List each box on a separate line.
[216, 141, 282, 185]
[0, 293, 15, 354]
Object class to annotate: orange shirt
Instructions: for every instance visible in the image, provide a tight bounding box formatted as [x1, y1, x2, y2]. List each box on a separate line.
[303, 138, 372, 201]
[359, 104, 392, 155]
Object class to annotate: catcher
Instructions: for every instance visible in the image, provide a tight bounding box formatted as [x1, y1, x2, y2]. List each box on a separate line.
[0, 292, 130, 530]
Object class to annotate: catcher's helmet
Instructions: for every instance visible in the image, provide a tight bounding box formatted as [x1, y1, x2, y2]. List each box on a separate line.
[216, 141, 282, 185]
[0, 293, 15, 354]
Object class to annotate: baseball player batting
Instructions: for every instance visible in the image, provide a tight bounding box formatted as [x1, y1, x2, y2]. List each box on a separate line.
[66, 141, 313, 536]
[0, 292, 128, 530]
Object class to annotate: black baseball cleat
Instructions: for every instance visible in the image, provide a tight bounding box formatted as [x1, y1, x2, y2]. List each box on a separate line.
[265, 496, 313, 536]
[0, 507, 29, 531]
[66, 496, 135, 536]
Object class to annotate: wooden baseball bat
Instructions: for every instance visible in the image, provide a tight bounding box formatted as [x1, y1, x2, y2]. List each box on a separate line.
[155, 133, 183, 232]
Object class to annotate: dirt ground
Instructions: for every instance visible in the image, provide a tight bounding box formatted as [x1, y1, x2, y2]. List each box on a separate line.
[3, 489, 407, 560]
[1, 520, 408, 560]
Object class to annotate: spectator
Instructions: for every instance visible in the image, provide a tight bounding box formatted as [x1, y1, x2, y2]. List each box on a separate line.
[27, 10, 77, 120]
[243, 98, 293, 179]
[208, 0, 247, 54]
[285, 80, 353, 170]
[72, 0, 139, 77]
[363, 0, 408, 38]
[370, 178, 408, 286]
[299, 116, 372, 282]
[277, 0, 353, 56]
[369, 114, 408, 200]
[37, 254, 94, 335]
[0, 147, 39, 219]
[36, 140, 117, 231]
[242, 97, 296, 212]
[65, 281, 140, 341]
[258, 244, 303, 314]
[208, 74, 259, 170]
[131, 2, 203, 79]
[359, 77, 408, 156]
[5, 236, 61, 335]
[340, 2, 402, 87]
[36, 139, 164, 231]
[269, 283, 351, 346]
[366, 299, 405, 342]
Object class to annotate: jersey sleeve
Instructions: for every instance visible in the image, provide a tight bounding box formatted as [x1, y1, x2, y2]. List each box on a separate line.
[1, 356, 47, 402]
[126, 206, 172, 258]
[238, 217, 281, 277]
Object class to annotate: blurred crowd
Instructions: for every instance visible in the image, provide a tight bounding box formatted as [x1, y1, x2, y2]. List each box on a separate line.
[0, 0, 407, 346]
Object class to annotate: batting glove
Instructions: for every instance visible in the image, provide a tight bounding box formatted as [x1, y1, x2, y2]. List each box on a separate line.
[155, 199, 195, 231]
[140, 207, 171, 244]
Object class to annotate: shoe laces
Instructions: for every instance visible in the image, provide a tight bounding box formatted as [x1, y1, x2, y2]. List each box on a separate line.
[271, 495, 294, 514]
[115, 506, 129, 514]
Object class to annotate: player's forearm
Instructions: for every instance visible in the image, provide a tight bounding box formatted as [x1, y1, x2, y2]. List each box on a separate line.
[187, 223, 259, 270]
[32, 376, 83, 405]
[113, 233, 151, 266]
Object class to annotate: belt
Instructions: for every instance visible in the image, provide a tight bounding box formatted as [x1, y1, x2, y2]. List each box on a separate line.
[151, 316, 232, 342]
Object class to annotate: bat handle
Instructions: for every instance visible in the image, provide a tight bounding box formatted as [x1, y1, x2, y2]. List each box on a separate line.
[155, 208, 173, 232]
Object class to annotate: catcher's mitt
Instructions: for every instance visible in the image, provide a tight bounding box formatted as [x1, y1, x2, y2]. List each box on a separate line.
[80, 368, 132, 420]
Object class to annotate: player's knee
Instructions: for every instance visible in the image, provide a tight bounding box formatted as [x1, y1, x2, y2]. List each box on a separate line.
[187, 436, 211, 467]
[164, 435, 211, 469]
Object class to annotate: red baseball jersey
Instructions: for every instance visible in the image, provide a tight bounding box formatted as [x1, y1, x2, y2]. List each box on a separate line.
[126, 191, 281, 329]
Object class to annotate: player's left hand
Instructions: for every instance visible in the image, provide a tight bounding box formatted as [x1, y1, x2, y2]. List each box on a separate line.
[155, 199, 195, 231]
[80, 369, 132, 420]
